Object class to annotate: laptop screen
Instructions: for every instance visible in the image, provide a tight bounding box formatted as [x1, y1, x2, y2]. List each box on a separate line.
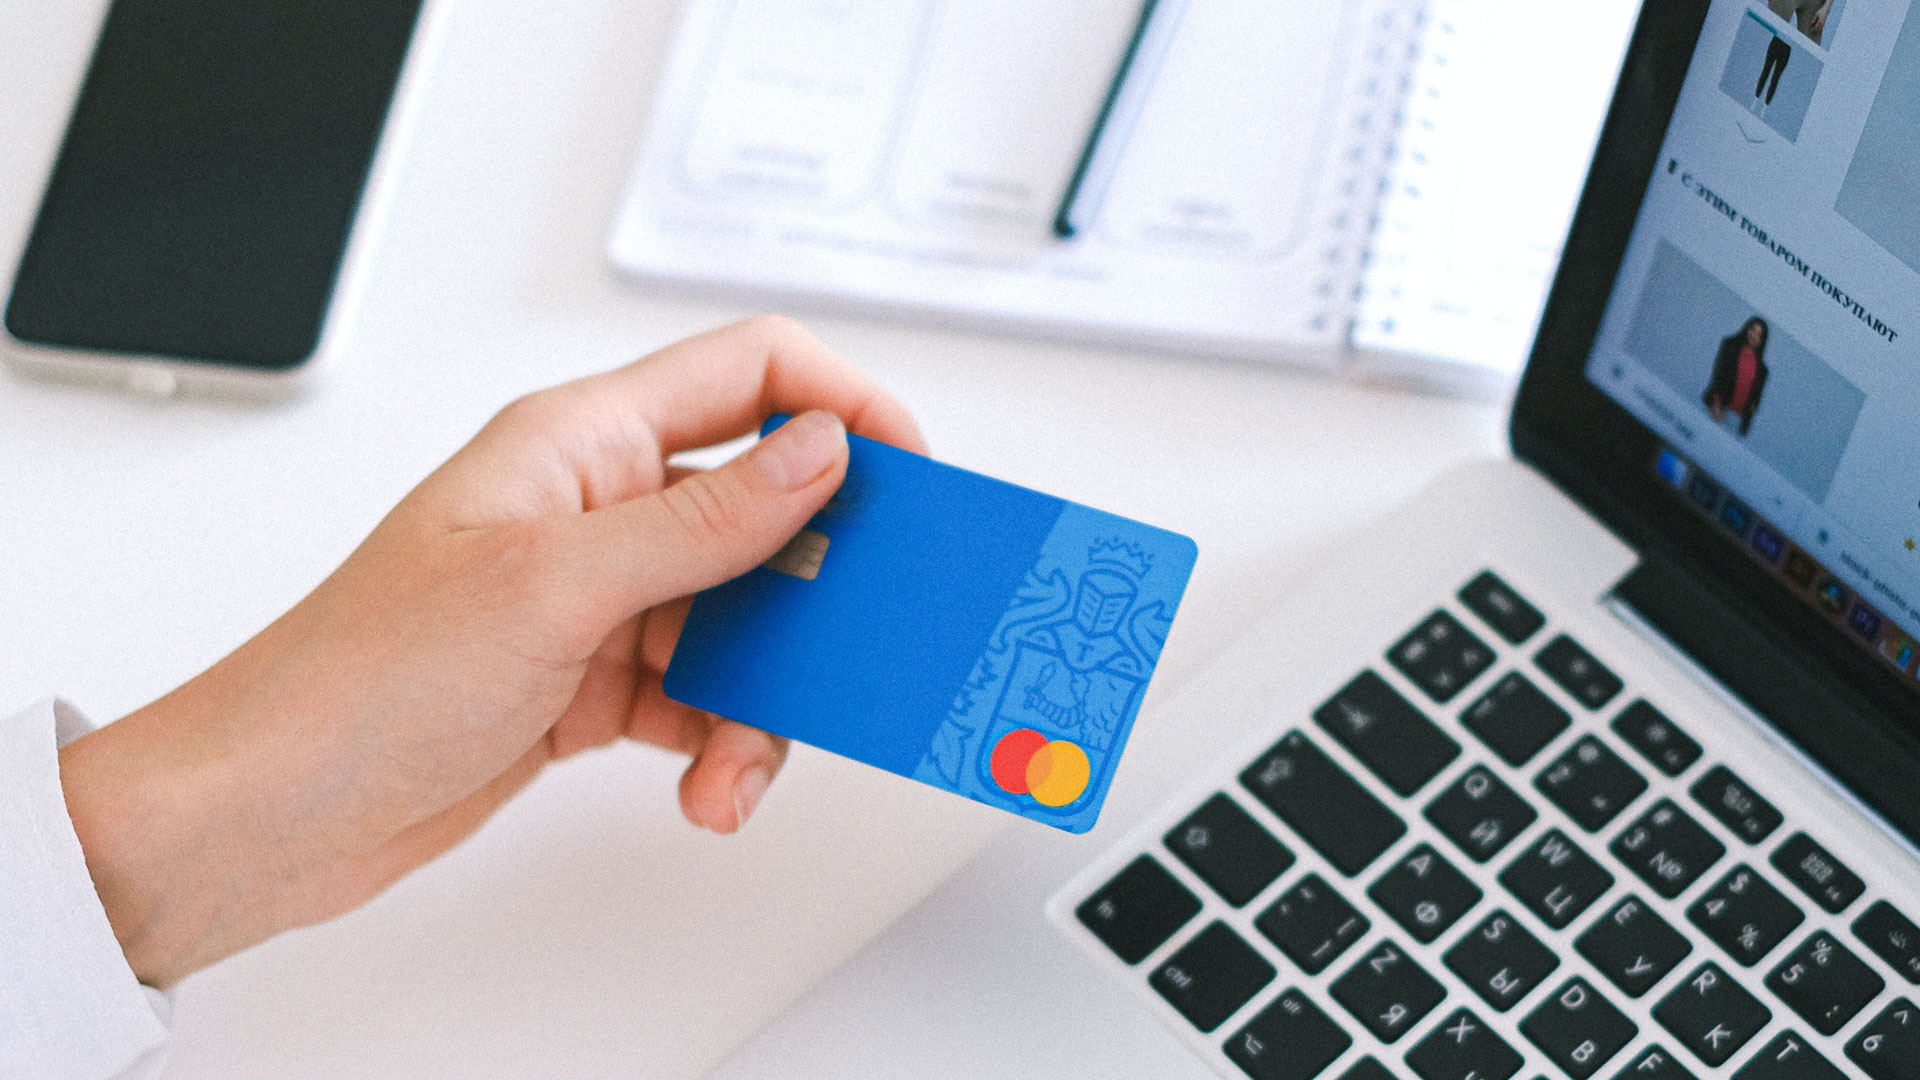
[1580, 0, 1920, 696]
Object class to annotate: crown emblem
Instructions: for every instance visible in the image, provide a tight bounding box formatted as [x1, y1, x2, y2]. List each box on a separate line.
[1088, 539, 1152, 578]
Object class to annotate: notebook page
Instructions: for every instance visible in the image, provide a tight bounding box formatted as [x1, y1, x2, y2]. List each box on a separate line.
[610, 0, 1424, 368]
[1351, 0, 1641, 388]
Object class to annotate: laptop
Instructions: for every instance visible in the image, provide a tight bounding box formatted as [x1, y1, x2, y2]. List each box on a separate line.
[713, 1, 1920, 1077]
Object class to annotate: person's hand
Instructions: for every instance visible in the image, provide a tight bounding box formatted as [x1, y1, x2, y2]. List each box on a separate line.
[56, 316, 925, 989]
[1809, 0, 1830, 35]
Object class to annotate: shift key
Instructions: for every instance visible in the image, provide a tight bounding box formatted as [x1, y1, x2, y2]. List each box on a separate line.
[1242, 730, 1407, 877]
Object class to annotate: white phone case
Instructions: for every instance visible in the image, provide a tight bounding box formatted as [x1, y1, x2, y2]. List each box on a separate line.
[1, 0, 445, 403]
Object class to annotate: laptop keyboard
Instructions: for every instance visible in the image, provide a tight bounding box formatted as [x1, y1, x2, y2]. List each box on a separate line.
[1059, 570, 1920, 1080]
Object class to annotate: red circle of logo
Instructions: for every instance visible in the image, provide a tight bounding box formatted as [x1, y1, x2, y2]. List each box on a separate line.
[988, 728, 1050, 794]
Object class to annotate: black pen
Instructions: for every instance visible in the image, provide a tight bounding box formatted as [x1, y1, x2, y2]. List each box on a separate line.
[1052, 0, 1189, 239]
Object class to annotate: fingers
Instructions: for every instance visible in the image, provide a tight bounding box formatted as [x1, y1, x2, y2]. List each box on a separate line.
[677, 721, 789, 834]
[585, 315, 927, 457]
[560, 408, 850, 629]
[632, 598, 787, 833]
[639, 596, 692, 674]
[624, 680, 717, 756]
[421, 315, 922, 529]
[625, 684, 786, 832]
[623, 672, 787, 833]
[546, 618, 645, 760]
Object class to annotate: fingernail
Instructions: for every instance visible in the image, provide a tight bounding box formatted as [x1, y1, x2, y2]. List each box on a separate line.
[749, 411, 846, 492]
[732, 766, 773, 829]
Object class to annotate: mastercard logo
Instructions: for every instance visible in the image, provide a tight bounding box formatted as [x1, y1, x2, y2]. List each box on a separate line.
[989, 728, 1091, 807]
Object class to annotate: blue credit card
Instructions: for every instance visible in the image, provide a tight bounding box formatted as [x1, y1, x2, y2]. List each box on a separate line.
[663, 417, 1198, 833]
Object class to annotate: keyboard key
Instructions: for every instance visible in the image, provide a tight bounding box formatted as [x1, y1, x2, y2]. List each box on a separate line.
[1690, 766, 1782, 845]
[1689, 865, 1803, 966]
[1425, 764, 1537, 863]
[1166, 794, 1295, 907]
[1770, 833, 1864, 914]
[1521, 977, 1637, 1079]
[1766, 931, 1884, 1036]
[1610, 799, 1725, 900]
[1653, 962, 1771, 1067]
[1613, 1045, 1698, 1080]
[1501, 829, 1614, 930]
[1535, 634, 1623, 709]
[1331, 940, 1447, 1044]
[1406, 1009, 1523, 1080]
[1078, 855, 1201, 964]
[1537, 735, 1646, 832]
[1847, 998, 1920, 1080]
[1315, 671, 1461, 796]
[1611, 701, 1702, 777]
[1226, 988, 1352, 1080]
[1459, 571, 1545, 644]
[1733, 1032, 1846, 1080]
[1369, 844, 1483, 944]
[1855, 901, 1920, 984]
[1578, 896, 1692, 998]
[1463, 673, 1571, 767]
[1390, 610, 1496, 703]
[1255, 873, 1370, 976]
[1446, 910, 1558, 1012]
[1242, 731, 1407, 877]
[1336, 1060, 1395, 1080]
[1150, 922, 1275, 1033]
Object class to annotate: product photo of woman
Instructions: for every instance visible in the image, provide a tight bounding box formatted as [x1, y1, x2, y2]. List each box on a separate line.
[1703, 316, 1771, 435]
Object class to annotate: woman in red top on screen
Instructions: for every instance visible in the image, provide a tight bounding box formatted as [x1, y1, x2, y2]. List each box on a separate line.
[1703, 316, 1770, 436]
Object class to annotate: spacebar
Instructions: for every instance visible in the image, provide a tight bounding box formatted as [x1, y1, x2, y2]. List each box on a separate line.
[1239, 730, 1406, 877]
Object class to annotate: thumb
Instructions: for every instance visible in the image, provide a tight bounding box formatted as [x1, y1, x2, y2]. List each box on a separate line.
[566, 410, 849, 626]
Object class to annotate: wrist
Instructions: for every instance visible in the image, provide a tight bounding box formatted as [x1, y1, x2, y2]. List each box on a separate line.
[59, 697, 250, 988]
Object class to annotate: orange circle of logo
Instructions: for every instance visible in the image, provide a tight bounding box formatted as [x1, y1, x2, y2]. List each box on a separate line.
[1025, 740, 1091, 807]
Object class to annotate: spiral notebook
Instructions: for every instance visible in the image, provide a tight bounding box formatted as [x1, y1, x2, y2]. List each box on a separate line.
[608, 0, 1639, 392]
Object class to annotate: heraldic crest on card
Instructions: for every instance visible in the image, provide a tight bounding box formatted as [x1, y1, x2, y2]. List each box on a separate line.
[913, 515, 1180, 820]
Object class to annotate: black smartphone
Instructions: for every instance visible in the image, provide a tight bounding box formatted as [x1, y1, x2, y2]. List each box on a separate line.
[4, 0, 430, 397]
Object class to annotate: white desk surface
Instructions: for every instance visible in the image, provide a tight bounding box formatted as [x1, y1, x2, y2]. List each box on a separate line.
[0, 2, 1507, 1076]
